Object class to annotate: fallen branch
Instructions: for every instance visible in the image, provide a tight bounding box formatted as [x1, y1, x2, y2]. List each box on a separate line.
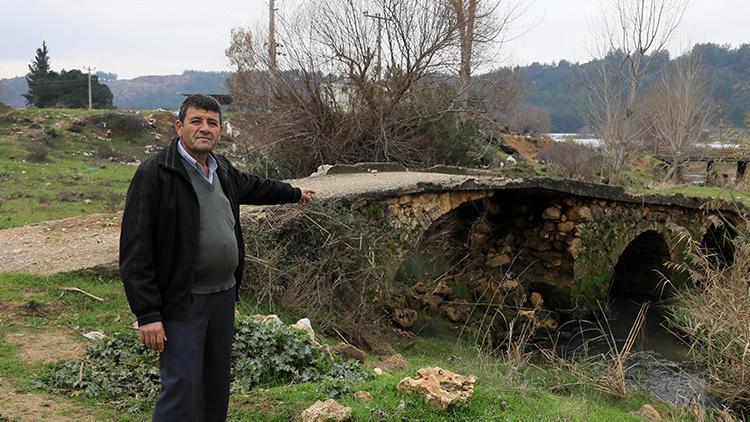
[60, 287, 104, 302]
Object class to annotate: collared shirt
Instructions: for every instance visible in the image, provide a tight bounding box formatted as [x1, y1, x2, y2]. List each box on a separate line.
[177, 139, 218, 184]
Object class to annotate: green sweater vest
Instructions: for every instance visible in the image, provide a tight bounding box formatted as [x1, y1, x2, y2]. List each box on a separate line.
[181, 158, 238, 294]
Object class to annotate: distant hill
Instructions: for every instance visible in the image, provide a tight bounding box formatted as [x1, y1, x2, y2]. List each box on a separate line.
[517, 43, 750, 132]
[0, 70, 230, 110]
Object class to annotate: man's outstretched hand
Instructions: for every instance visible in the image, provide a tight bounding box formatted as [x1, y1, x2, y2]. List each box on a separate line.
[299, 188, 315, 204]
[139, 321, 166, 352]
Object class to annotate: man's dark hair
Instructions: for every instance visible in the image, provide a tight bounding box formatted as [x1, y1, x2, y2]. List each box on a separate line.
[178, 95, 222, 123]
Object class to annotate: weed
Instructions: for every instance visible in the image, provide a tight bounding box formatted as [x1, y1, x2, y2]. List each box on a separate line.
[25, 144, 49, 162]
[43, 125, 61, 139]
[667, 219, 750, 407]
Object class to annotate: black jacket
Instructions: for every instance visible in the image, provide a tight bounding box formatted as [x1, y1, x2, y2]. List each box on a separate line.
[120, 138, 301, 325]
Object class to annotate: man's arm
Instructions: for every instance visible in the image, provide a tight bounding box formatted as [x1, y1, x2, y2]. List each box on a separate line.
[119, 164, 163, 327]
[221, 156, 312, 205]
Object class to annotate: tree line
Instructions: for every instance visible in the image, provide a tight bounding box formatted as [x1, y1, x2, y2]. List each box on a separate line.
[522, 43, 750, 133]
[24, 41, 113, 109]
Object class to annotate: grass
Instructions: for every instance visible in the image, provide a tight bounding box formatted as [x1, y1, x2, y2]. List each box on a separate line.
[0, 107, 172, 229]
[667, 228, 750, 408]
[0, 270, 686, 421]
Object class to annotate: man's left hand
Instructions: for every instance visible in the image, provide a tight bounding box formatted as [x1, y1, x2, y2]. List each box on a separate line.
[299, 188, 315, 204]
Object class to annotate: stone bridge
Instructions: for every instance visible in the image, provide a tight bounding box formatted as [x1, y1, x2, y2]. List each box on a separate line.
[292, 165, 739, 312]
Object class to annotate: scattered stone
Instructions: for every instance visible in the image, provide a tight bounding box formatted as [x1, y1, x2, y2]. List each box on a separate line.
[252, 314, 283, 327]
[577, 206, 592, 221]
[301, 399, 352, 422]
[632, 404, 661, 420]
[82, 331, 106, 340]
[392, 308, 418, 330]
[530, 292, 544, 308]
[289, 318, 317, 343]
[542, 207, 561, 220]
[413, 282, 430, 294]
[542, 221, 557, 232]
[542, 318, 558, 330]
[485, 254, 511, 268]
[334, 342, 367, 363]
[420, 294, 443, 312]
[396, 367, 477, 410]
[353, 391, 373, 401]
[441, 306, 464, 322]
[373, 368, 384, 375]
[379, 353, 407, 373]
[432, 280, 453, 297]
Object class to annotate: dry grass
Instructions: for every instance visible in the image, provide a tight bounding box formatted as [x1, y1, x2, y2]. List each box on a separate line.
[542, 302, 650, 399]
[667, 221, 750, 407]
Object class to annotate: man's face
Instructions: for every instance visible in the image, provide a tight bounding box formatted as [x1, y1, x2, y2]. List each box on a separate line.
[175, 107, 222, 156]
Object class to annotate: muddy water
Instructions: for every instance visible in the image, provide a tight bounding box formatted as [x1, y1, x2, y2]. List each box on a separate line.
[557, 295, 707, 406]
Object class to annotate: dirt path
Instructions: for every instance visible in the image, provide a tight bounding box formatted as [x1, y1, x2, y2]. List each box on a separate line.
[0, 171, 473, 277]
[0, 213, 122, 276]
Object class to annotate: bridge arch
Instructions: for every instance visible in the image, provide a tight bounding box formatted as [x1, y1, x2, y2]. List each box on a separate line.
[609, 229, 672, 298]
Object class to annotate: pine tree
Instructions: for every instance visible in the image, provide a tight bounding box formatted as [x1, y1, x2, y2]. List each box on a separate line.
[24, 41, 53, 107]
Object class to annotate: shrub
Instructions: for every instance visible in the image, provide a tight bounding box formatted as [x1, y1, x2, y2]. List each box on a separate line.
[537, 141, 600, 181]
[94, 144, 136, 162]
[242, 202, 403, 350]
[90, 112, 147, 139]
[667, 218, 750, 407]
[43, 125, 61, 139]
[26, 143, 49, 162]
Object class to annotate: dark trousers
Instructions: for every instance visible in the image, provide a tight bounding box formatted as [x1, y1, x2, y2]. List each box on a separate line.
[153, 288, 235, 422]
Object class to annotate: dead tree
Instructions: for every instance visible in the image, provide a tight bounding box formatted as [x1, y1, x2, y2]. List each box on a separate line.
[646, 55, 713, 182]
[586, 0, 689, 183]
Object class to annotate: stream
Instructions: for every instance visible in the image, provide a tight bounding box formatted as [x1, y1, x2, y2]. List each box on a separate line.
[557, 294, 707, 407]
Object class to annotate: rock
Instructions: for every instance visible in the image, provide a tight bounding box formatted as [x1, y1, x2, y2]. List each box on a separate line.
[252, 314, 283, 327]
[500, 245, 512, 254]
[542, 221, 557, 232]
[379, 353, 407, 372]
[567, 238, 582, 251]
[542, 207, 561, 220]
[641, 207, 650, 219]
[421, 294, 443, 312]
[373, 367, 384, 375]
[442, 306, 464, 322]
[392, 308, 418, 330]
[413, 282, 430, 294]
[396, 367, 477, 410]
[543, 318, 558, 330]
[558, 221, 575, 233]
[289, 318, 317, 343]
[530, 292, 544, 308]
[632, 404, 661, 420]
[432, 280, 453, 297]
[335, 342, 367, 363]
[577, 206, 592, 221]
[353, 391, 373, 401]
[301, 399, 352, 422]
[485, 254, 511, 268]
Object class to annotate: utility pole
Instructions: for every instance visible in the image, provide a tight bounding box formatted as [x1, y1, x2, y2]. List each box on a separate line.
[84, 66, 95, 110]
[268, 0, 277, 82]
[363, 12, 389, 82]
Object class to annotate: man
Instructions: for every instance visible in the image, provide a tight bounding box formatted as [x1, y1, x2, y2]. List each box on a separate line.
[120, 94, 314, 421]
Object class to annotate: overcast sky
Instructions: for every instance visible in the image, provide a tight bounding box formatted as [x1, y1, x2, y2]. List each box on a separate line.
[0, 0, 747, 80]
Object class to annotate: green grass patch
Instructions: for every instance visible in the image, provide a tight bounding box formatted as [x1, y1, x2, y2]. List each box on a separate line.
[0, 107, 174, 228]
[0, 270, 685, 420]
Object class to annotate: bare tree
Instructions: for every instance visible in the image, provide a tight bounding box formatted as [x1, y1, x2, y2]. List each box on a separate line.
[587, 0, 689, 183]
[448, 0, 525, 113]
[646, 55, 713, 182]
